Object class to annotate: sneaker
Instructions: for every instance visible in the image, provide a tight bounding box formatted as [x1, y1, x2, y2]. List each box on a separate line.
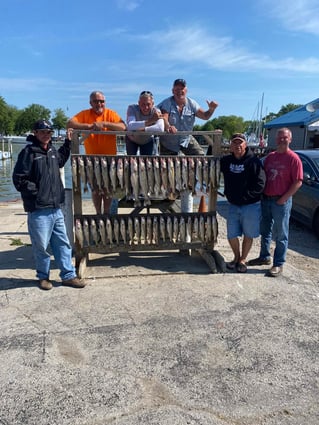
[247, 257, 272, 266]
[266, 266, 283, 277]
[39, 279, 53, 290]
[62, 277, 86, 288]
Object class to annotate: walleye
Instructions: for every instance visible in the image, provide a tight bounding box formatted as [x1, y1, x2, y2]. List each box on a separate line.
[85, 156, 95, 191]
[209, 157, 216, 189]
[128, 217, 134, 245]
[117, 157, 124, 190]
[173, 216, 179, 243]
[139, 157, 150, 206]
[130, 157, 140, 206]
[78, 156, 88, 192]
[160, 216, 166, 242]
[206, 215, 212, 242]
[186, 216, 192, 243]
[106, 217, 113, 246]
[160, 157, 168, 196]
[74, 219, 84, 248]
[153, 157, 161, 197]
[215, 158, 221, 188]
[196, 157, 203, 192]
[181, 157, 188, 190]
[179, 216, 186, 242]
[113, 218, 120, 245]
[94, 156, 103, 193]
[134, 217, 140, 244]
[98, 218, 106, 246]
[110, 157, 118, 193]
[153, 216, 159, 245]
[83, 218, 90, 246]
[71, 157, 78, 191]
[146, 216, 152, 244]
[166, 216, 173, 242]
[90, 218, 99, 246]
[120, 218, 126, 244]
[140, 216, 146, 244]
[167, 157, 175, 196]
[199, 215, 205, 242]
[188, 157, 196, 194]
[203, 158, 209, 191]
[174, 156, 182, 193]
[101, 156, 111, 197]
[123, 157, 131, 197]
[146, 157, 155, 195]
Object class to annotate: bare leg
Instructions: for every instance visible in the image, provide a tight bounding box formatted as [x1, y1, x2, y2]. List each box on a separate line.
[92, 192, 102, 214]
[228, 237, 240, 263]
[102, 196, 112, 214]
[239, 236, 253, 264]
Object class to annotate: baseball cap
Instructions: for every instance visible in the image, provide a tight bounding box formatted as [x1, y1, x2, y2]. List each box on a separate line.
[230, 133, 247, 143]
[33, 119, 54, 131]
[173, 79, 186, 87]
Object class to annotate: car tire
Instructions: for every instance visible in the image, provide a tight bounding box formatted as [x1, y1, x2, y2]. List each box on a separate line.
[313, 211, 319, 239]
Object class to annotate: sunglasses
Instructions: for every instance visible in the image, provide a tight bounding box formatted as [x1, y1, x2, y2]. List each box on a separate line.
[140, 91, 153, 97]
[92, 99, 105, 104]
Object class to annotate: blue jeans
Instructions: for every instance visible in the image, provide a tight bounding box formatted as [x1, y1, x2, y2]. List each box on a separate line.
[28, 208, 76, 281]
[125, 136, 155, 155]
[259, 197, 292, 267]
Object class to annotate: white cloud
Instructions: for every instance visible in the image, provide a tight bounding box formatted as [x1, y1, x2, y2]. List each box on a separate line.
[115, 0, 143, 11]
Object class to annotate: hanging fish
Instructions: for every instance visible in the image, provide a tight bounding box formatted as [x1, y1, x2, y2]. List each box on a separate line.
[140, 216, 146, 244]
[83, 218, 90, 246]
[179, 216, 186, 242]
[98, 218, 106, 246]
[74, 218, 84, 248]
[188, 157, 196, 194]
[146, 156, 155, 196]
[212, 215, 218, 243]
[160, 216, 166, 242]
[94, 156, 103, 193]
[215, 158, 221, 188]
[78, 156, 88, 192]
[209, 157, 216, 189]
[117, 157, 124, 190]
[196, 157, 203, 192]
[203, 158, 209, 192]
[167, 157, 175, 196]
[186, 216, 192, 243]
[101, 156, 111, 197]
[85, 156, 95, 191]
[90, 218, 99, 246]
[71, 157, 78, 192]
[139, 157, 150, 206]
[199, 215, 205, 242]
[173, 216, 179, 243]
[160, 157, 168, 197]
[166, 216, 173, 241]
[130, 157, 140, 206]
[120, 218, 126, 244]
[174, 156, 182, 193]
[193, 216, 199, 240]
[153, 216, 159, 245]
[181, 157, 188, 190]
[128, 217, 134, 245]
[153, 157, 161, 197]
[134, 217, 141, 244]
[206, 215, 212, 242]
[113, 218, 120, 245]
[110, 157, 118, 192]
[106, 217, 113, 246]
[146, 216, 152, 244]
[123, 157, 131, 197]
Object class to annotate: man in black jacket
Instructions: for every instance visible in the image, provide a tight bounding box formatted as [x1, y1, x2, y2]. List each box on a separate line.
[220, 133, 266, 273]
[13, 119, 85, 290]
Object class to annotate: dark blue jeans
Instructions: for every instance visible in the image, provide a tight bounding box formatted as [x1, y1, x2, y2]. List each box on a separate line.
[125, 136, 155, 155]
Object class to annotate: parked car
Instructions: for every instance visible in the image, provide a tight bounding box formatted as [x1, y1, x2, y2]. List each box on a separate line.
[291, 150, 319, 238]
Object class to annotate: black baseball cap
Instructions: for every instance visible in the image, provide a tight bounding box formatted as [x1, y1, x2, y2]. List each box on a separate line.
[173, 79, 186, 87]
[33, 119, 53, 131]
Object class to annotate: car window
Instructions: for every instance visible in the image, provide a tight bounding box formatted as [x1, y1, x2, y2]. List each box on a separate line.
[299, 156, 318, 181]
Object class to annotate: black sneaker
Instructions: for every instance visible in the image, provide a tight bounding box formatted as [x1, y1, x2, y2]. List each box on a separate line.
[247, 257, 271, 266]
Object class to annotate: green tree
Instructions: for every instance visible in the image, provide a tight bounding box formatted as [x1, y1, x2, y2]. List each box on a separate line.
[52, 108, 68, 136]
[14, 104, 51, 135]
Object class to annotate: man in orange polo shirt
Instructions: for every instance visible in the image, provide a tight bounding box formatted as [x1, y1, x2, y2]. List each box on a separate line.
[68, 91, 126, 213]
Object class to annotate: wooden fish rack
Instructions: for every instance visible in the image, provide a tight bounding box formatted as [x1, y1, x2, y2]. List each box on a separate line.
[70, 130, 225, 277]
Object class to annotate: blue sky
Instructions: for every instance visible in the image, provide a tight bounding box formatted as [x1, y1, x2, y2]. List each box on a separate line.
[1, 0, 319, 124]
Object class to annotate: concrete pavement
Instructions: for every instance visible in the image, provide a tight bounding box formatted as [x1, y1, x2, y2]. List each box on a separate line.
[0, 199, 318, 425]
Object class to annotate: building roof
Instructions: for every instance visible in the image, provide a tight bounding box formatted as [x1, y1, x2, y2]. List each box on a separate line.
[264, 98, 319, 129]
